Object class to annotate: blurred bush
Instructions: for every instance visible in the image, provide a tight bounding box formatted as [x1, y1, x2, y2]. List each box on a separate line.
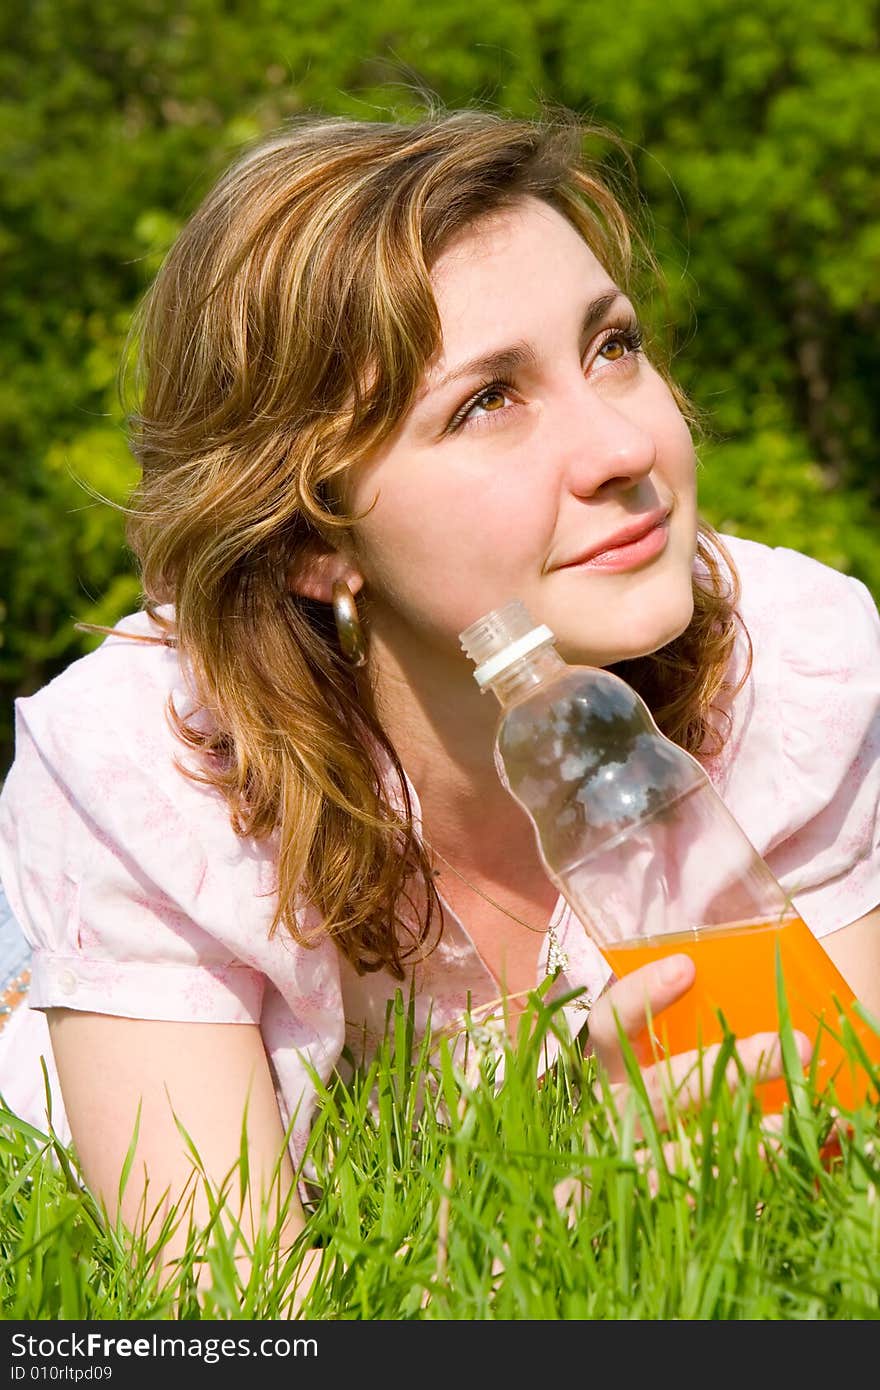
[2, 0, 878, 771]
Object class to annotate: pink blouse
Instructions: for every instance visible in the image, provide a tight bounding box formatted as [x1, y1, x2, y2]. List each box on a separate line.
[1, 533, 879, 1159]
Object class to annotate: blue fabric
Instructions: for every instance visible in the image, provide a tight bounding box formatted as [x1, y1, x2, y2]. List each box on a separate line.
[0, 876, 31, 991]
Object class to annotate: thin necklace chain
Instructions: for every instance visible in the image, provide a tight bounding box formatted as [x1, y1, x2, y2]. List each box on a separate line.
[427, 843, 547, 934]
[425, 840, 570, 977]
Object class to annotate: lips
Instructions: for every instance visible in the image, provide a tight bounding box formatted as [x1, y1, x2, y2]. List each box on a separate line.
[557, 508, 671, 568]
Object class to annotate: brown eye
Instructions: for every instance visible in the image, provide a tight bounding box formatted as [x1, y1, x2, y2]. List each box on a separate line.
[600, 337, 627, 362]
[449, 379, 517, 431]
[595, 323, 643, 367]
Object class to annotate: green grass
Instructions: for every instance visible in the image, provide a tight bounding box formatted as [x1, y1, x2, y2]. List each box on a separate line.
[3, 988, 880, 1320]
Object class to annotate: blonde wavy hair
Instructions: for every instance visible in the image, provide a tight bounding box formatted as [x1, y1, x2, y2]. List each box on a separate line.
[103, 109, 751, 979]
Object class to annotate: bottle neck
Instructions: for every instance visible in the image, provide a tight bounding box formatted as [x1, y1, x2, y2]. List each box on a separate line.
[484, 643, 567, 708]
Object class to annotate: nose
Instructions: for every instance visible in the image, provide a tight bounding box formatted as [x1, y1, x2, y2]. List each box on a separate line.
[555, 383, 657, 498]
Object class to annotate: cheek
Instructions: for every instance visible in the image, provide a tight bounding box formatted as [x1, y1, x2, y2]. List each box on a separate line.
[650, 382, 698, 484]
[669, 423, 698, 493]
[356, 461, 546, 578]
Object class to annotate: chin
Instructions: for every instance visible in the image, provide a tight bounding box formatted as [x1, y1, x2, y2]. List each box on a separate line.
[559, 579, 696, 668]
[629, 595, 695, 661]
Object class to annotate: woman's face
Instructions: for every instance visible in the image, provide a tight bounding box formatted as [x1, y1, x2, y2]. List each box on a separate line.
[345, 196, 698, 671]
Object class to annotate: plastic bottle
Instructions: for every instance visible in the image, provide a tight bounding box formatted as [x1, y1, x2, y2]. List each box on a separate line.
[459, 598, 880, 1112]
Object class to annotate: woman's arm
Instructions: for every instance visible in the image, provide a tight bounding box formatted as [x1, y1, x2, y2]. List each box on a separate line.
[820, 905, 880, 1019]
[46, 1010, 319, 1308]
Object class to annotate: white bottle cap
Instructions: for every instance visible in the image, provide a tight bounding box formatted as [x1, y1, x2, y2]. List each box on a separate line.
[459, 600, 556, 690]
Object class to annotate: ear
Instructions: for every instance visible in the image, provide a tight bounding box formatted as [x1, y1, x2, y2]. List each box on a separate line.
[287, 537, 364, 604]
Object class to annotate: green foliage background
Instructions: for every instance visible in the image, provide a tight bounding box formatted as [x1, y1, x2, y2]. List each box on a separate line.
[2, 0, 879, 773]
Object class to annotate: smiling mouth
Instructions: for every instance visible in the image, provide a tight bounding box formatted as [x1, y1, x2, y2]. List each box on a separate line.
[557, 509, 671, 571]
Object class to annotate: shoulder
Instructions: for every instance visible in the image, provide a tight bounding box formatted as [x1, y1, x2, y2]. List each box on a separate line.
[713, 533, 880, 735]
[0, 609, 291, 1015]
[1, 606, 220, 887]
[11, 606, 196, 789]
[15, 608, 185, 756]
[718, 532, 879, 663]
[705, 534, 880, 933]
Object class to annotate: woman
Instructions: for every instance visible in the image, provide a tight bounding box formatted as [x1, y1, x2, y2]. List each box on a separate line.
[1, 109, 878, 1296]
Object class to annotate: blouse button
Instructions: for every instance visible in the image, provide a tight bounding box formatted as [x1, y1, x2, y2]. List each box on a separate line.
[58, 969, 77, 996]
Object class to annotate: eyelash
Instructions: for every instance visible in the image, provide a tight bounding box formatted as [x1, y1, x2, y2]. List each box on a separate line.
[447, 321, 645, 433]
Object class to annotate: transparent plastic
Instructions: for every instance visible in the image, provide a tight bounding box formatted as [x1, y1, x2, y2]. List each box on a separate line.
[460, 601, 880, 1111]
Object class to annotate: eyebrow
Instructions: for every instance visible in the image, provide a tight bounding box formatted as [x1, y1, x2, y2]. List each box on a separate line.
[420, 288, 625, 400]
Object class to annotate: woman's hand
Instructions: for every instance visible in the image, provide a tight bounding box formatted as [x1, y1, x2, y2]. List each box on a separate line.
[552, 956, 815, 1222]
[587, 954, 813, 1127]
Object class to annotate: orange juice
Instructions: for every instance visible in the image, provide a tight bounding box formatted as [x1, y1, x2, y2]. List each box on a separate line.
[602, 916, 880, 1113]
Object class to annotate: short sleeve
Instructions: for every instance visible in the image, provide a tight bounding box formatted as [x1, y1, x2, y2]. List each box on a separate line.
[758, 547, 880, 937]
[0, 637, 267, 1024]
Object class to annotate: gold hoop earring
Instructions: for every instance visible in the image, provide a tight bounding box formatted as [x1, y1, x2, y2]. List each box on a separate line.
[331, 579, 367, 667]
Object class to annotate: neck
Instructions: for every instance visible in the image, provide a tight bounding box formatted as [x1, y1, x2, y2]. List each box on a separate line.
[361, 622, 547, 878]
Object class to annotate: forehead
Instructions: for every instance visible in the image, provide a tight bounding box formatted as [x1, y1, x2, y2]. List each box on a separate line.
[430, 197, 609, 300]
[425, 198, 616, 371]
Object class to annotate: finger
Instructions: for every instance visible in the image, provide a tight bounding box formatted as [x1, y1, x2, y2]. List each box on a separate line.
[733, 1030, 813, 1090]
[626, 1029, 813, 1127]
[553, 1173, 589, 1229]
[589, 954, 696, 1079]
